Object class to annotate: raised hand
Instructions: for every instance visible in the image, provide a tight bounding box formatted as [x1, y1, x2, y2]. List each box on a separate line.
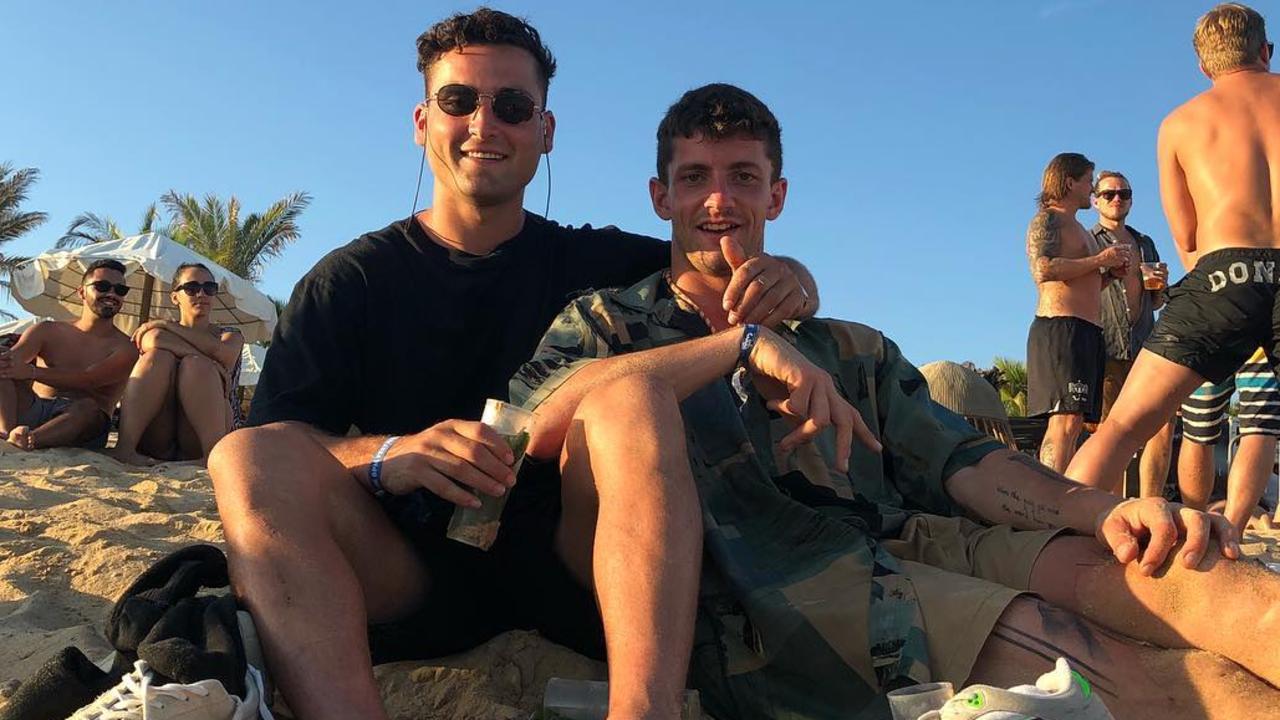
[720, 236, 809, 327]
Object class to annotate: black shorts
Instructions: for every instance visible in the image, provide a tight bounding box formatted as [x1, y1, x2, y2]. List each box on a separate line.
[366, 459, 604, 664]
[1027, 315, 1105, 422]
[1144, 248, 1280, 385]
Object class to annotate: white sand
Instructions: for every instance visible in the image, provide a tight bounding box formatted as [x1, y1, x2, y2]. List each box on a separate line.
[0, 448, 602, 718]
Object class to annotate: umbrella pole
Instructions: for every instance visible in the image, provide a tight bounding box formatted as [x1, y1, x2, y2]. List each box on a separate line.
[139, 275, 155, 322]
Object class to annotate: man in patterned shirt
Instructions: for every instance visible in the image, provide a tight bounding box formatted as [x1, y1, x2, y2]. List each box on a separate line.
[510, 84, 1280, 720]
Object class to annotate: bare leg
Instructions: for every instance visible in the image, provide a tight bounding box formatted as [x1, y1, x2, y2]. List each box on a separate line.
[113, 349, 178, 465]
[1069, 351, 1207, 488]
[0, 378, 34, 437]
[210, 423, 431, 720]
[25, 398, 108, 449]
[1178, 439, 1216, 510]
[1040, 412, 1082, 475]
[557, 375, 702, 720]
[1029, 535, 1280, 687]
[0, 380, 35, 442]
[174, 354, 232, 460]
[969, 597, 1280, 720]
[1223, 434, 1277, 537]
[1139, 418, 1175, 499]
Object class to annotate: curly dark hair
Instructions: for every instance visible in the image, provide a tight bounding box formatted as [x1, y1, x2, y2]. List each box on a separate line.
[655, 83, 783, 184]
[416, 7, 557, 100]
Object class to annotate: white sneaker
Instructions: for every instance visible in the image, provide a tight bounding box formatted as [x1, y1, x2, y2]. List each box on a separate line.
[918, 658, 1114, 720]
[67, 660, 271, 720]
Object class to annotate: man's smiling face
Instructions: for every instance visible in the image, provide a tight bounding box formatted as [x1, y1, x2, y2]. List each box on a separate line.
[650, 133, 787, 277]
[415, 44, 553, 209]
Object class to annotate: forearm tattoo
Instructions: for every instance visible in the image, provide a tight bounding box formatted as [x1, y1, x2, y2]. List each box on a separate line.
[1026, 209, 1062, 280]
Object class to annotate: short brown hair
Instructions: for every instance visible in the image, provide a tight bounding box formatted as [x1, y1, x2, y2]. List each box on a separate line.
[1038, 153, 1094, 209]
[1093, 170, 1130, 193]
[655, 83, 783, 184]
[1194, 3, 1268, 78]
[416, 8, 557, 100]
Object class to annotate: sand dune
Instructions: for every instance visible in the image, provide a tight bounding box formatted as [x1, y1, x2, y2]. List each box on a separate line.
[1, 448, 1276, 717]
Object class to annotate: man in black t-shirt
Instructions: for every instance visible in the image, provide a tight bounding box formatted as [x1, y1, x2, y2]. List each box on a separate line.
[208, 9, 818, 719]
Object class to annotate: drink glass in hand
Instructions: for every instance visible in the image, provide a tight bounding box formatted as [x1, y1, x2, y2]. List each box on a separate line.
[1140, 262, 1167, 291]
[446, 399, 535, 550]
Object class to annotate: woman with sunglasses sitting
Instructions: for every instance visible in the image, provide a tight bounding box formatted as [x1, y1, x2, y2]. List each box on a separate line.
[110, 263, 245, 465]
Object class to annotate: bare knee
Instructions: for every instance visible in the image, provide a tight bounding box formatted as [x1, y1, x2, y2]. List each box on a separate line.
[573, 373, 678, 431]
[136, 347, 177, 371]
[177, 353, 219, 381]
[1051, 412, 1084, 438]
[209, 423, 330, 513]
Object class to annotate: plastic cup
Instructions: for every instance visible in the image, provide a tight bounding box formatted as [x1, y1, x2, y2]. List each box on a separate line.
[1140, 262, 1167, 291]
[887, 682, 954, 720]
[446, 399, 535, 550]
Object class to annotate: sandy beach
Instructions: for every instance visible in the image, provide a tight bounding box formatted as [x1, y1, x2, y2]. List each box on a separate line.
[0, 448, 602, 719]
[1, 448, 1277, 717]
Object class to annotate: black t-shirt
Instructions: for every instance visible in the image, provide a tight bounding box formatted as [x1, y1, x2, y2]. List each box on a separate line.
[248, 213, 669, 435]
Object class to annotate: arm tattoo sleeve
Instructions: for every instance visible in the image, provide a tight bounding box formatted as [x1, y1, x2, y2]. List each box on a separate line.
[1026, 210, 1061, 280]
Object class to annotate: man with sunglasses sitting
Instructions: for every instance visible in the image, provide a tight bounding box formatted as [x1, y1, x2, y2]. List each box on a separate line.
[206, 8, 818, 719]
[0, 259, 138, 450]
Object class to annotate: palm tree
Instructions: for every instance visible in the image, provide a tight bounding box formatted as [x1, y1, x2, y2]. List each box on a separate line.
[993, 356, 1028, 418]
[161, 190, 311, 282]
[57, 204, 163, 249]
[0, 163, 43, 319]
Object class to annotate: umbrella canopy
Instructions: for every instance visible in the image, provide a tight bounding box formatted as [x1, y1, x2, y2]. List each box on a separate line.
[919, 360, 1016, 450]
[11, 233, 277, 343]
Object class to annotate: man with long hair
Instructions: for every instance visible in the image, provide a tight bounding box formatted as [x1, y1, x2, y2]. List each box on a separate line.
[1025, 154, 1132, 473]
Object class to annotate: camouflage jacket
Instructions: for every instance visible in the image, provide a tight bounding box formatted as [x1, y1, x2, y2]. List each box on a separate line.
[510, 271, 1003, 719]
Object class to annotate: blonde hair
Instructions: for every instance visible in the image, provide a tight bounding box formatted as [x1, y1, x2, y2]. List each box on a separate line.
[1194, 3, 1268, 78]
[1093, 170, 1129, 193]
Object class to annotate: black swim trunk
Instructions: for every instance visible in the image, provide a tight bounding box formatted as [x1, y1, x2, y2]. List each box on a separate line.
[366, 459, 604, 663]
[1026, 315, 1105, 421]
[1144, 248, 1280, 385]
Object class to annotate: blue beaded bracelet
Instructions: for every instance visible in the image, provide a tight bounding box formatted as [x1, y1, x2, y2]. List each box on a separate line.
[369, 435, 401, 498]
[739, 323, 760, 368]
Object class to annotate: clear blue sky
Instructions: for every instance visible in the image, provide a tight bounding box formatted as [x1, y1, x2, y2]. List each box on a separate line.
[1, 1, 1246, 367]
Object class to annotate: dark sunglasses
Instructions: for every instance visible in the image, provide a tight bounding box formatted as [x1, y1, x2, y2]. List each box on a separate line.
[85, 280, 130, 297]
[175, 281, 218, 297]
[427, 84, 542, 124]
[1097, 189, 1133, 201]
[1270, 41, 1275, 57]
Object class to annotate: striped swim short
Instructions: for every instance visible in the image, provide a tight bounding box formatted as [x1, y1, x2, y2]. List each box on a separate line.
[1181, 348, 1280, 444]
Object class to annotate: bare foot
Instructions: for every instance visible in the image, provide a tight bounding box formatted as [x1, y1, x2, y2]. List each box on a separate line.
[107, 446, 159, 466]
[8, 426, 34, 451]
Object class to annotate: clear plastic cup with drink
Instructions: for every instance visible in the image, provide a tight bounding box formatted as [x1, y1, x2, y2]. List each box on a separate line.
[1140, 261, 1167, 291]
[446, 398, 535, 550]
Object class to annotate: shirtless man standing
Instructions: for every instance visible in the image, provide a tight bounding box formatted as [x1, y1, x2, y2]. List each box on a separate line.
[1026, 153, 1132, 473]
[0, 259, 138, 449]
[1069, 3, 1280, 490]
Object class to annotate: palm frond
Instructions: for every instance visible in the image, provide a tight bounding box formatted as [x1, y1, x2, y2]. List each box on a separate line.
[0, 164, 48, 244]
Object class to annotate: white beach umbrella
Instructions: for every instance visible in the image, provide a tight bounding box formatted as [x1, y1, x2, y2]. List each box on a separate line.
[0, 317, 50, 338]
[11, 233, 277, 343]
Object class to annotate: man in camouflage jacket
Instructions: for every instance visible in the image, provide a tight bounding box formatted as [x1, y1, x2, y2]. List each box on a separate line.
[510, 85, 1275, 720]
